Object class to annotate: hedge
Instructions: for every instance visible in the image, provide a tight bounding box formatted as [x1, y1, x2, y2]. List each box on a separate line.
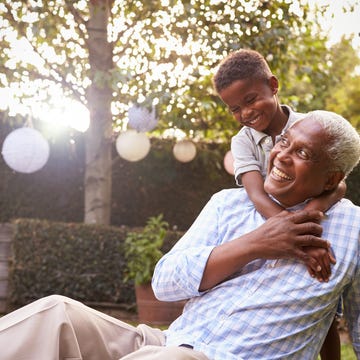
[8, 218, 183, 310]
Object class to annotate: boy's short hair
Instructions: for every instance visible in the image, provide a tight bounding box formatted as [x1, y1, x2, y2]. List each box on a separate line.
[213, 49, 273, 93]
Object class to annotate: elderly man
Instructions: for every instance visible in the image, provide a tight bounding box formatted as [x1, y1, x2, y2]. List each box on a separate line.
[0, 110, 359, 360]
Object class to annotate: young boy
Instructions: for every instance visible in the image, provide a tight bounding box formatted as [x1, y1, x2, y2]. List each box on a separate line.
[213, 49, 344, 360]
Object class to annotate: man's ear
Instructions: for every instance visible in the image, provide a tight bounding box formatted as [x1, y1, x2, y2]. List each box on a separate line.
[268, 76, 279, 95]
[324, 171, 345, 191]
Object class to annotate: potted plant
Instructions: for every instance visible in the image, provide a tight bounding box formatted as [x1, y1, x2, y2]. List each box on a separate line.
[124, 214, 185, 325]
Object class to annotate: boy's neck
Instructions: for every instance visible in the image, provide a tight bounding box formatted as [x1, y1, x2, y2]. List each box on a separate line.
[266, 104, 289, 141]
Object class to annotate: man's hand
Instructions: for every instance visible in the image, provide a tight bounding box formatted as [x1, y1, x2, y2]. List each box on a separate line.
[199, 209, 330, 291]
[251, 209, 329, 262]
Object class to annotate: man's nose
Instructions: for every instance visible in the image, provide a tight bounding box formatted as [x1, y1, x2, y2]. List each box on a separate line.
[276, 147, 292, 161]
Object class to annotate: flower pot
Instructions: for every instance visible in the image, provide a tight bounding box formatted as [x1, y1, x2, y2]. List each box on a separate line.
[135, 283, 186, 325]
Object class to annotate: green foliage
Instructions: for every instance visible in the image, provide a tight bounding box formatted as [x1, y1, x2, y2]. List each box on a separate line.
[3, 0, 359, 139]
[324, 37, 360, 129]
[8, 218, 182, 309]
[124, 214, 169, 285]
[3, 0, 360, 225]
[281, 34, 360, 129]
[9, 218, 135, 306]
[345, 164, 360, 205]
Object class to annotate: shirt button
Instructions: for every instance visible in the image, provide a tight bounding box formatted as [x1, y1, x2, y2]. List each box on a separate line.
[265, 138, 271, 144]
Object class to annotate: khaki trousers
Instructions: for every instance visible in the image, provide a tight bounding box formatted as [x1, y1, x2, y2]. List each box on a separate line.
[0, 295, 209, 360]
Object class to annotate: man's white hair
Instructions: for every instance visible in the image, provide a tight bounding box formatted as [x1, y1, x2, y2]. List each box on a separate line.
[304, 110, 360, 177]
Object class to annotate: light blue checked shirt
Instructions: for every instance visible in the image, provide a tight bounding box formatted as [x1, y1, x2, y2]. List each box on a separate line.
[152, 188, 360, 360]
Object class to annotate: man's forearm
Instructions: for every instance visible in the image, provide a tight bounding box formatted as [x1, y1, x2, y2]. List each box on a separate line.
[200, 210, 328, 291]
[199, 232, 259, 291]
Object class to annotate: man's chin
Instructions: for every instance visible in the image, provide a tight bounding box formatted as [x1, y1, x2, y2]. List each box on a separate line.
[264, 178, 277, 195]
[264, 181, 289, 205]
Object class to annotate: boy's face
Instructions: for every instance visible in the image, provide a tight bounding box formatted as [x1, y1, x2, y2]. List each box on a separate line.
[218, 77, 279, 133]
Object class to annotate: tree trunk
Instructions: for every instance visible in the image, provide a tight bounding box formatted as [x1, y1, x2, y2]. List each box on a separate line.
[84, 0, 113, 224]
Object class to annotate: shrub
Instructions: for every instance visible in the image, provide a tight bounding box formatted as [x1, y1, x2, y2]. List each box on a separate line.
[7, 218, 182, 310]
[124, 214, 169, 285]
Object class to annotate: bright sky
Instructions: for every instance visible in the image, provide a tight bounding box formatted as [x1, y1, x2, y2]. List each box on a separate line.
[0, 0, 359, 133]
[309, 0, 360, 48]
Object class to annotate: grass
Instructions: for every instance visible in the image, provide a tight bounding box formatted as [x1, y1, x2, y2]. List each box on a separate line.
[340, 344, 356, 360]
[317, 344, 356, 360]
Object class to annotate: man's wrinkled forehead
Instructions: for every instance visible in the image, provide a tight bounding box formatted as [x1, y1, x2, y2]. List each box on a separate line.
[283, 117, 328, 159]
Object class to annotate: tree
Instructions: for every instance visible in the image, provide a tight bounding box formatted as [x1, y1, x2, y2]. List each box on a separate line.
[0, 0, 346, 224]
[280, 34, 360, 125]
[324, 37, 360, 128]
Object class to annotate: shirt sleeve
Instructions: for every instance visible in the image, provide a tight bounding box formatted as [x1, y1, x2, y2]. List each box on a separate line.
[231, 129, 263, 186]
[152, 193, 223, 301]
[342, 237, 360, 357]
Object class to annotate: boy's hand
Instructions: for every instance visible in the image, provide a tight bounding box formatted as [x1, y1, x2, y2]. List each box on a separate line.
[305, 180, 346, 213]
[303, 246, 336, 282]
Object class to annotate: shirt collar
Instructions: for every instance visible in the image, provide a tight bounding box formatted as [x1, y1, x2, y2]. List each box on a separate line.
[248, 105, 299, 145]
[268, 194, 310, 210]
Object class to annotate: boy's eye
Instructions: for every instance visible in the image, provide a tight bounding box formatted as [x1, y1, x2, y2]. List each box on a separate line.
[230, 107, 240, 114]
[245, 96, 256, 104]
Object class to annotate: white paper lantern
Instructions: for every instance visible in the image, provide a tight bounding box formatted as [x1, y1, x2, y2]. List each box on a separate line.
[116, 130, 151, 162]
[223, 150, 235, 175]
[173, 140, 197, 163]
[1, 127, 50, 173]
[128, 105, 158, 132]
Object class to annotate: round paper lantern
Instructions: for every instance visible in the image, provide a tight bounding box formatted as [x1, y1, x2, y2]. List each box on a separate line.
[223, 150, 235, 175]
[116, 130, 151, 162]
[173, 140, 197, 163]
[1, 127, 50, 173]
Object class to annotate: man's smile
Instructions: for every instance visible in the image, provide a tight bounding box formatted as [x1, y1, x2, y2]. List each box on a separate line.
[270, 166, 293, 181]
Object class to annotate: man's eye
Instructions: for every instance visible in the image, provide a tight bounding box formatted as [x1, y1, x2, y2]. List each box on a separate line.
[297, 149, 309, 159]
[279, 136, 289, 146]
